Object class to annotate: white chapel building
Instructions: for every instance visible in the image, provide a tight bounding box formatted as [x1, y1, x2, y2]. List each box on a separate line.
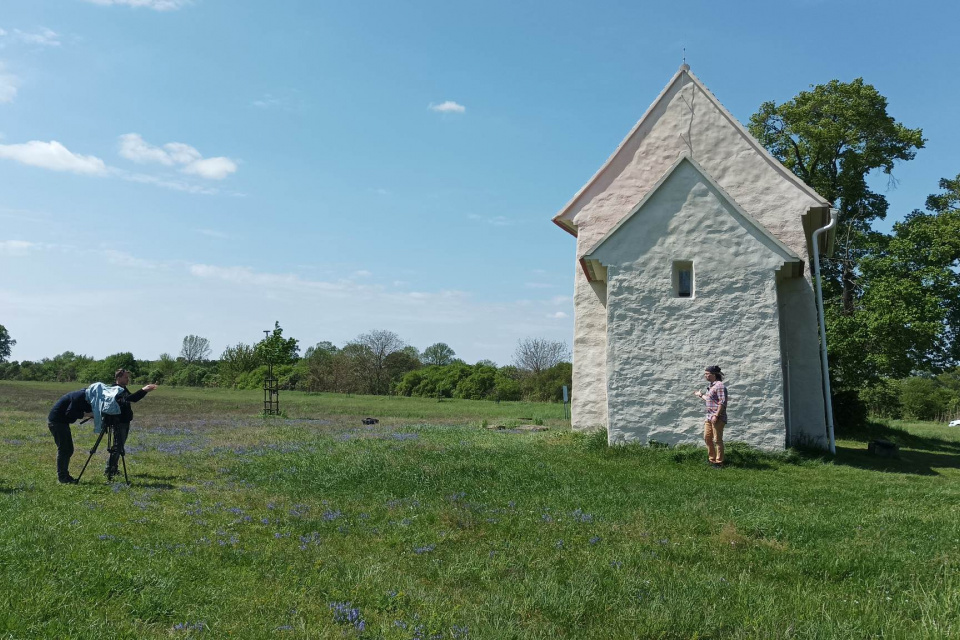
[553, 66, 836, 450]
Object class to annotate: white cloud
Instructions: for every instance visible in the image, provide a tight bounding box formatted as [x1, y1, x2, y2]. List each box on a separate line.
[81, 0, 191, 10]
[252, 95, 282, 109]
[353, 270, 373, 278]
[121, 171, 220, 195]
[0, 140, 107, 175]
[548, 311, 569, 319]
[525, 282, 556, 289]
[428, 100, 466, 114]
[0, 240, 38, 256]
[14, 28, 60, 47]
[118, 133, 237, 180]
[118, 133, 174, 165]
[181, 156, 237, 180]
[189, 264, 355, 292]
[0, 64, 18, 103]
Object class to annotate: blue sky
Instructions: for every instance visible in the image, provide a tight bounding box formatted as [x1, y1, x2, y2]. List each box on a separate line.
[2, 0, 958, 365]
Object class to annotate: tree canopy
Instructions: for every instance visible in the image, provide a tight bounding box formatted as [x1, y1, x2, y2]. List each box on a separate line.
[0, 325, 14, 363]
[422, 342, 456, 367]
[179, 335, 211, 364]
[749, 78, 925, 314]
[255, 321, 300, 366]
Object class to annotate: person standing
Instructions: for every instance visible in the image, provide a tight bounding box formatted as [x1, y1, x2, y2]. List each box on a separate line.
[695, 365, 728, 467]
[107, 368, 158, 478]
[47, 389, 93, 484]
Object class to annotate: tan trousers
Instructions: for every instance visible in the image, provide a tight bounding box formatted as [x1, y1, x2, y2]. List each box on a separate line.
[704, 419, 726, 464]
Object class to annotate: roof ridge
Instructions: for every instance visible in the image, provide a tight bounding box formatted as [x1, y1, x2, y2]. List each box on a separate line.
[552, 67, 829, 237]
[583, 154, 802, 267]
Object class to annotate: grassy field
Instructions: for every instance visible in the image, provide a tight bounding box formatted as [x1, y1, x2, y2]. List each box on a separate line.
[1, 381, 958, 639]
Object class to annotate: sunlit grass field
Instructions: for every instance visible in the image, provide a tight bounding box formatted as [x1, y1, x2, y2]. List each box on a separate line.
[1, 381, 958, 639]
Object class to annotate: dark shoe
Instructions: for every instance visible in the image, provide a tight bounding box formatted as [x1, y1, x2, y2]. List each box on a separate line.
[58, 475, 79, 484]
[105, 467, 119, 480]
[710, 462, 723, 469]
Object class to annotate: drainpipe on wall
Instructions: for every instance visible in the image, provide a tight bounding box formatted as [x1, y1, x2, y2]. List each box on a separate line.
[812, 208, 838, 454]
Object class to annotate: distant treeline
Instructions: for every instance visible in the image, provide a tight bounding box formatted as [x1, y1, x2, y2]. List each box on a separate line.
[0, 324, 573, 403]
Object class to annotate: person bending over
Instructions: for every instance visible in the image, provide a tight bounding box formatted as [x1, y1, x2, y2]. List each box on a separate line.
[47, 389, 93, 484]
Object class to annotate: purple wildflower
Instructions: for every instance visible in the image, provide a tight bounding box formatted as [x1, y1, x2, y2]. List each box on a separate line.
[328, 601, 365, 632]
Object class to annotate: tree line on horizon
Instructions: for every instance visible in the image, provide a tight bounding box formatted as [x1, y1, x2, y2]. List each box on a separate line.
[0, 323, 573, 404]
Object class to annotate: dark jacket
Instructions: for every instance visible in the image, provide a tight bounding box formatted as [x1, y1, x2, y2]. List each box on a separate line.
[118, 386, 149, 423]
[48, 389, 93, 424]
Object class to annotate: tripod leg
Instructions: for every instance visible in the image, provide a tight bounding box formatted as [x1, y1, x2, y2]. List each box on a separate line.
[76, 430, 106, 482]
[120, 451, 129, 485]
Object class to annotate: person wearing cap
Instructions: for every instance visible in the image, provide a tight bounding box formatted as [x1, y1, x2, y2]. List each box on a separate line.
[107, 368, 158, 478]
[47, 389, 94, 483]
[694, 365, 728, 467]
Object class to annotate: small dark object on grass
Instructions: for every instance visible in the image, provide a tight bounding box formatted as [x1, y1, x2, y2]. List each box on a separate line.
[868, 439, 900, 459]
[361, 418, 379, 425]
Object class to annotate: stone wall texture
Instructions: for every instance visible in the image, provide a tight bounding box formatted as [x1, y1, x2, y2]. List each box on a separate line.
[592, 160, 790, 449]
[564, 69, 829, 448]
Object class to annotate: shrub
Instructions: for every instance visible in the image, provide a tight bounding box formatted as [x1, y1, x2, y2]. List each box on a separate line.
[831, 389, 868, 433]
[900, 376, 953, 421]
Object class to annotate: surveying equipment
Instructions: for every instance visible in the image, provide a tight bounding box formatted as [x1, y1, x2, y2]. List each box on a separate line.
[76, 413, 130, 484]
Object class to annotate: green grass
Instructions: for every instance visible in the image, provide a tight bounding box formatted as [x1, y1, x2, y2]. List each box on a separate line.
[1, 381, 958, 639]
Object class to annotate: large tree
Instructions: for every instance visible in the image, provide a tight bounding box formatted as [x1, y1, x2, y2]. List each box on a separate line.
[0, 325, 15, 363]
[422, 342, 456, 367]
[748, 78, 925, 313]
[179, 335, 211, 364]
[512, 337, 570, 375]
[826, 175, 960, 385]
[354, 329, 405, 395]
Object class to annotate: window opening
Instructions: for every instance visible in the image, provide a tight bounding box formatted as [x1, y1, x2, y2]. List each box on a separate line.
[674, 261, 694, 298]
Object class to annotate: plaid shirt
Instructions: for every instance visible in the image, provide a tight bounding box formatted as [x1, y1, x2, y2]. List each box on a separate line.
[704, 380, 728, 422]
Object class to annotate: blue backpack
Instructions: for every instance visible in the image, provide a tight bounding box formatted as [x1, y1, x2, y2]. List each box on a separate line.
[85, 382, 128, 434]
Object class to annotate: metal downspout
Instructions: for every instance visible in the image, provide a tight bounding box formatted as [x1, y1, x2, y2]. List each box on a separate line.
[812, 208, 838, 454]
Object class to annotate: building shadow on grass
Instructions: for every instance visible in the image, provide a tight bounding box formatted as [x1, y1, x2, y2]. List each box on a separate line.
[833, 421, 960, 476]
[834, 446, 960, 476]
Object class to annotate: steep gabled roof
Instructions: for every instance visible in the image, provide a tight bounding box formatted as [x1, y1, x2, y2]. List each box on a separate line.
[580, 154, 804, 282]
[552, 65, 831, 237]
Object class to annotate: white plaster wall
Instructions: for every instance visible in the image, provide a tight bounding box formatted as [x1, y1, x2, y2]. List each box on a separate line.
[571, 267, 608, 430]
[777, 276, 828, 447]
[592, 161, 789, 450]
[568, 72, 828, 443]
[571, 77, 821, 262]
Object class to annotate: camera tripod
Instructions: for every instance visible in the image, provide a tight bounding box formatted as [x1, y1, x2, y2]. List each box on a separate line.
[76, 420, 130, 484]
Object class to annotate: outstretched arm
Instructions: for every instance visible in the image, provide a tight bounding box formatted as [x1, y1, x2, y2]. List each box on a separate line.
[128, 384, 158, 403]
